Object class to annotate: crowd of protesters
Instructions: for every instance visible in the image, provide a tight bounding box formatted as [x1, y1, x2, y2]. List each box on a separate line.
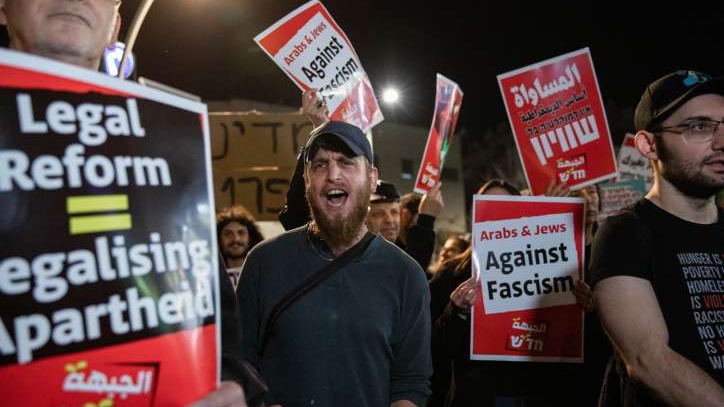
[223, 77, 724, 406]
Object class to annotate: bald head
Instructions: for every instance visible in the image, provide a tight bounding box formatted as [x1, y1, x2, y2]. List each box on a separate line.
[0, 0, 121, 69]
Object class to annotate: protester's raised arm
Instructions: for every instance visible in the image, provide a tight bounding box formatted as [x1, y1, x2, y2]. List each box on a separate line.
[595, 276, 724, 407]
[301, 89, 329, 128]
[419, 182, 444, 217]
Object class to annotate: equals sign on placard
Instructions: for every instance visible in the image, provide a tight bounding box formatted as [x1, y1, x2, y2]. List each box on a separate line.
[66, 194, 132, 235]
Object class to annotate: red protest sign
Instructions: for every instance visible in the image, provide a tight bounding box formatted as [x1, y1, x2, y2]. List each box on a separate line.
[497, 48, 617, 195]
[414, 74, 463, 194]
[254, 0, 383, 133]
[470, 195, 585, 362]
[0, 49, 219, 406]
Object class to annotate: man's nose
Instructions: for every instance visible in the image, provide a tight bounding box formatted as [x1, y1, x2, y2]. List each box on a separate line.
[326, 162, 342, 180]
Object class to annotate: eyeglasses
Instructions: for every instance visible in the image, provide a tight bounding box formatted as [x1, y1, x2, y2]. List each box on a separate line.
[653, 119, 723, 144]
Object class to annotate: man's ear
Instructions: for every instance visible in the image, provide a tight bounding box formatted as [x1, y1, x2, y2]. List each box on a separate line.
[634, 130, 658, 160]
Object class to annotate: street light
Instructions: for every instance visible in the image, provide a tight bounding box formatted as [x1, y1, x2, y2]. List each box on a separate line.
[381, 87, 400, 105]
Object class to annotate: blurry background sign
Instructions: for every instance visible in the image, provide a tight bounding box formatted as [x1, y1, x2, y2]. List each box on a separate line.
[207, 98, 468, 238]
[209, 111, 314, 221]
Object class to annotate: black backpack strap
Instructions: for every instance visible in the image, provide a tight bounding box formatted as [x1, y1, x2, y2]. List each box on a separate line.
[258, 232, 375, 358]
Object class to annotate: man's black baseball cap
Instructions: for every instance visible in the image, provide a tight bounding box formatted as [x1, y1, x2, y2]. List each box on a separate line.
[370, 180, 401, 203]
[303, 121, 373, 163]
[634, 70, 724, 131]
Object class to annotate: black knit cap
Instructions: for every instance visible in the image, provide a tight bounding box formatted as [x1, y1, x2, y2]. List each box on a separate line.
[634, 70, 724, 131]
[370, 180, 401, 203]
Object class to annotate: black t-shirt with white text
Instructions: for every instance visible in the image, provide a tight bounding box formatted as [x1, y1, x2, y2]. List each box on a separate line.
[591, 199, 724, 405]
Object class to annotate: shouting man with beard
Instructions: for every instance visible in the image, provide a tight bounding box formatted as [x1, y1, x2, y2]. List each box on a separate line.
[591, 71, 724, 406]
[238, 121, 432, 407]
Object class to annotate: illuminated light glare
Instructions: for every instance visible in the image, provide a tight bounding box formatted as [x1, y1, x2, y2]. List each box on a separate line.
[381, 88, 400, 104]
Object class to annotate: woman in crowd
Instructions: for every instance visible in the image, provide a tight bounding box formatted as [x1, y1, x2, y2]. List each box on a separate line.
[431, 234, 470, 277]
[429, 179, 600, 407]
[429, 178, 535, 407]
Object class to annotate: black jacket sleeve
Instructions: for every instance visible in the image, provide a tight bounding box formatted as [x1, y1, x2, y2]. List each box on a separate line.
[405, 214, 437, 271]
[428, 265, 468, 406]
[278, 152, 311, 231]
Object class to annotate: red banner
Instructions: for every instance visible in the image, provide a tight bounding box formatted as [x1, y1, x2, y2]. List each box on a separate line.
[0, 327, 216, 407]
[0, 49, 219, 405]
[497, 48, 617, 195]
[470, 196, 585, 362]
[254, 0, 383, 133]
[414, 74, 463, 194]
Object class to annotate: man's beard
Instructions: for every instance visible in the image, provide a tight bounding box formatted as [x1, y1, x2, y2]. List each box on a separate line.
[306, 182, 371, 248]
[657, 138, 724, 199]
[222, 245, 247, 260]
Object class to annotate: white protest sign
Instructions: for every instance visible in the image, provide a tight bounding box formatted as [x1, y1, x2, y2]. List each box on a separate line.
[474, 213, 579, 314]
[255, 1, 383, 132]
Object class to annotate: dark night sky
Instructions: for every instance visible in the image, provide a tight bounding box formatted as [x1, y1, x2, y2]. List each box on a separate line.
[4, 1, 721, 138]
[116, 0, 722, 139]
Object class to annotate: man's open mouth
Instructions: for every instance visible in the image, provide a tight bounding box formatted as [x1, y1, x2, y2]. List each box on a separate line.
[325, 189, 348, 206]
[705, 157, 724, 172]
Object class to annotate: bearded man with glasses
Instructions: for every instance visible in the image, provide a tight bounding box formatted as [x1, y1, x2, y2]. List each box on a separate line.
[590, 70, 724, 406]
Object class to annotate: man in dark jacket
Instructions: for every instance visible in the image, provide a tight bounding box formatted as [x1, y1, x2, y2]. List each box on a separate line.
[397, 184, 444, 272]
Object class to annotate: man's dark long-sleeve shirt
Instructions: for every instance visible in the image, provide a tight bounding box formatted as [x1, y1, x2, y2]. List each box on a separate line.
[238, 226, 432, 406]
